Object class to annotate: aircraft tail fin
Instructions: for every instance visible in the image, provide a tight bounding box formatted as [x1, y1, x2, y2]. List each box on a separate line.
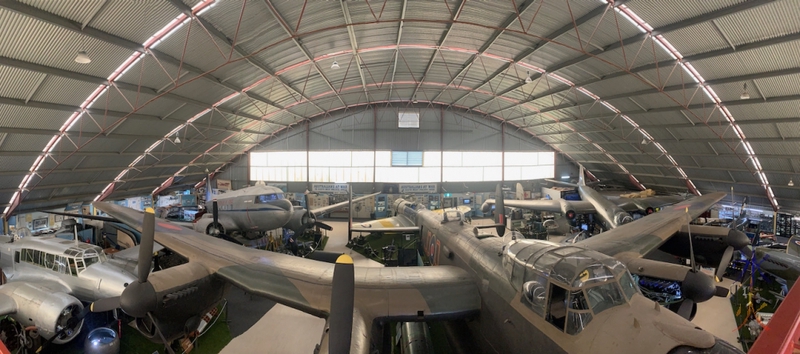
[515, 183, 524, 200]
[578, 165, 586, 187]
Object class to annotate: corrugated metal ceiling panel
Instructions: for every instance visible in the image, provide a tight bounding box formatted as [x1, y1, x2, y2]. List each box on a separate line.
[88, 0, 181, 45]
[713, 1, 800, 47]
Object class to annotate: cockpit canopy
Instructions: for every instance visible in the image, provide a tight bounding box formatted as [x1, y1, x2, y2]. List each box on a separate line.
[504, 240, 640, 335]
[255, 193, 284, 203]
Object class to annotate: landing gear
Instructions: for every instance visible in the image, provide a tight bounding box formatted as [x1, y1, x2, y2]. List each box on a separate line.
[206, 223, 225, 237]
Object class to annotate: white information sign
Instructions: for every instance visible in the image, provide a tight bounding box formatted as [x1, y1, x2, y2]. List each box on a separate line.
[399, 183, 437, 194]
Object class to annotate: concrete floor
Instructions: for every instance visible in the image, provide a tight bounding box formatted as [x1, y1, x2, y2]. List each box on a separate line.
[219, 219, 743, 353]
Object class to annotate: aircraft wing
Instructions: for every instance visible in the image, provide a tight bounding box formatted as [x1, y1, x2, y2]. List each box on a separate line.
[578, 192, 726, 258]
[614, 195, 690, 212]
[351, 215, 418, 233]
[311, 192, 380, 217]
[0, 291, 13, 316]
[94, 202, 480, 347]
[483, 198, 596, 214]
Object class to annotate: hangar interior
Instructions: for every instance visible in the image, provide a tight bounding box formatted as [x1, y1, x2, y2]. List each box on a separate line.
[1, 0, 800, 353]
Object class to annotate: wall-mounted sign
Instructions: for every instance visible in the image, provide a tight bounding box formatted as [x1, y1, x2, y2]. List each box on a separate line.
[216, 179, 232, 191]
[399, 184, 437, 194]
[312, 183, 349, 194]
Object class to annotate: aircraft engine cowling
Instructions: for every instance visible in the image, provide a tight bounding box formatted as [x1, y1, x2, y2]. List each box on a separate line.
[645, 207, 655, 215]
[3, 282, 84, 344]
[614, 211, 634, 226]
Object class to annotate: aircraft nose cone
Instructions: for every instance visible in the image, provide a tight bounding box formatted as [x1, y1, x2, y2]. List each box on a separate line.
[728, 229, 750, 250]
[271, 199, 294, 212]
[119, 281, 158, 318]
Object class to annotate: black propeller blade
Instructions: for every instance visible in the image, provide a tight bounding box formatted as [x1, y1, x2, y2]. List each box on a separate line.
[315, 221, 333, 231]
[138, 207, 156, 283]
[90, 296, 122, 313]
[328, 254, 355, 354]
[211, 199, 220, 235]
[494, 184, 506, 237]
[306, 251, 346, 264]
[676, 298, 695, 320]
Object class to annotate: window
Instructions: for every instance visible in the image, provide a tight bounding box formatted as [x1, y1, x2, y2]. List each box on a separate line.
[391, 151, 423, 166]
[618, 272, 640, 300]
[522, 276, 548, 316]
[255, 194, 283, 203]
[546, 284, 568, 330]
[585, 282, 625, 315]
[398, 111, 419, 128]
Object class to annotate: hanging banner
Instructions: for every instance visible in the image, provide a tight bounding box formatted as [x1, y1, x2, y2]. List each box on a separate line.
[399, 184, 438, 194]
[312, 183, 349, 194]
[216, 179, 232, 191]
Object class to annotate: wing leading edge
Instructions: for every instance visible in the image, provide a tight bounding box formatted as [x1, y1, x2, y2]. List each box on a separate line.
[579, 192, 727, 258]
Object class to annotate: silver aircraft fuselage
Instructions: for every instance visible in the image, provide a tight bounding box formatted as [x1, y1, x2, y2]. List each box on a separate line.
[193, 184, 294, 234]
[0, 235, 136, 302]
[576, 184, 633, 230]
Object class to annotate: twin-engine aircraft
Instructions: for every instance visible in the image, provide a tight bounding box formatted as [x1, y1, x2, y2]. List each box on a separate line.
[481, 167, 686, 230]
[193, 184, 378, 237]
[76, 186, 743, 353]
[0, 232, 135, 345]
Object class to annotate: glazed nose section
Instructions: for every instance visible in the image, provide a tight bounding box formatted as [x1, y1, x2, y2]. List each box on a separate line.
[668, 338, 744, 354]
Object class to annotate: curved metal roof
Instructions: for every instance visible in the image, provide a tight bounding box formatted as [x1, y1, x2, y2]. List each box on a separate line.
[0, 0, 798, 214]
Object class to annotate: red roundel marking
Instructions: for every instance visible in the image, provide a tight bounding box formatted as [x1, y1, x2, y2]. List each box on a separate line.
[157, 222, 183, 231]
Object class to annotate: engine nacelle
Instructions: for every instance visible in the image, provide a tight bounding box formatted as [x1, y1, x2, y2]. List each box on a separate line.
[2, 282, 84, 344]
[614, 211, 633, 226]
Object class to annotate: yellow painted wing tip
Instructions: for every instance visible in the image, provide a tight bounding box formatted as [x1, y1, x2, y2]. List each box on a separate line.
[336, 254, 354, 265]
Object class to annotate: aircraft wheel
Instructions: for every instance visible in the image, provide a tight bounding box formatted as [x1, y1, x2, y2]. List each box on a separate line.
[206, 223, 225, 237]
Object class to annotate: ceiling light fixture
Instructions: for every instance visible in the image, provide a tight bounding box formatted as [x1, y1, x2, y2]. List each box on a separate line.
[641, 138, 648, 145]
[173, 133, 181, 144]
[524, 71, 532, 84]
[75, 51, 91, 64]
[331, 60, 340, 69]
[740, 82, 750, 100]
[412, 95, 418, 104]
[790, 179, 795, 187]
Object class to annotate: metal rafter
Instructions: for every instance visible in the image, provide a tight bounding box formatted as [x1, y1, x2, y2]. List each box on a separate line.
[340, 0, 369, 98]
[578, 160, 798, 176]
[387, 0, 407, 99]
[163, 0, 324, 113]
[473, 0, 773, 112]
[512, 93, 800, 127]
[430, 0, 539, 103]
[446, 1, 620, 106]
[493, 9, 791, 117]
[0, 56, 283, 127]
[0, 0, 305, 121]
[506, 66, 800, 117]
[261, 0, 346, 107]
[0, 161, 229, 177]
[409, 0, 466, 101]
[0, 95, 269, 136]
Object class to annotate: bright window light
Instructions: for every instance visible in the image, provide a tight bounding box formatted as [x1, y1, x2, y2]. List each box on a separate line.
[398, 111, 420, 128]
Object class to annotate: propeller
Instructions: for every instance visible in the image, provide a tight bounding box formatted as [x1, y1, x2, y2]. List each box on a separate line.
[210, 199, 220, 236]
[328, 254, 355, 354]
[87, 208, 159, 317]
[494, 184, 506, 237]
[676, 298, 695, 320]
[712, 195, 750, 281]
[296, 194, 333, 235]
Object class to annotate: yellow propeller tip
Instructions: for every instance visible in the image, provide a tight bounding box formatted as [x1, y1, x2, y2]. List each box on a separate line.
[145, 207, 155, 214]
[336, 254, 354, 265]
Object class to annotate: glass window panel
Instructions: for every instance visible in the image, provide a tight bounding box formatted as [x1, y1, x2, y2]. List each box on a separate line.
[250, 152, 268, 167]
[418, 167, 440, 183]
[392, 151, 408, 166]
[311, 151, 351, 167]
[585, 282, 626, 315]
[398, 111, 420, 128]
[463, 152, 501, 167]
[483, 167, 502, 181]
[504, 166, 522, 181]
[392, 168, 421, 183]
[375, 151, 391, 166]
[407, 151, 423, 166]
[375, 167, 393, 182]
[539, 152, 555, 165]
[309, 167, 330, 182]
[351, 151, 374, 167]
[442, 152, 462, 167]
[443, 167, 483, 182]
[423, 151, 441, 167]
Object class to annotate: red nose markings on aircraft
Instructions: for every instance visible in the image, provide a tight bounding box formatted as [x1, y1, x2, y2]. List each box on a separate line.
[158, 222, 184, 231]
